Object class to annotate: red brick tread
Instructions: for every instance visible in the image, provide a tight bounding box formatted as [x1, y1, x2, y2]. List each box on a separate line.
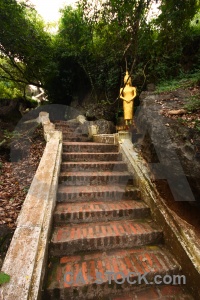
[62, 130, 82, 133]
[55, 119, 78, 122]
[54, 200, 150, 224]
[63, 137, 90, 142]
[61, 161, 127, 172]
[56, 128, 80, 132]
[59, 171, 132, 186]
[63, 142, 119, 153]
[56, 127, 74, 132]
[63, 152, 121, 155]
[111, 286, 193, 300]
[51, 220, 163, 255]
[57, 184, 141, 202]
[62, 131, 87, 138]
[62, 142, 118, 146]
[55, 120, 79, 125]
[55, 125, 79, 130]
[60, 171, 131, 176]
[62, 152, 122, 162]
[46, 247, 181, 299]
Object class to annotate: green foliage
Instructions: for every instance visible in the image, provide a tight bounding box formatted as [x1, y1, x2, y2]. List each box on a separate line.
[195, 120, 200, 131]
[0, 81, 22, 98]
[0, 0, 199, 104]
[48, 1, 160, 104]
[0, 0, 54, 91]
[156, 71, 200, 93]
[44, 4, 92, 103]
[184, 94, 200, 112]
[0, 272, 10, 285]
[0, 58, 24, 98]
[58, 5, 92, 55]
[3, 129, 20, 140]
[139, 1, 200, 81]
[190, 10, 200, 32]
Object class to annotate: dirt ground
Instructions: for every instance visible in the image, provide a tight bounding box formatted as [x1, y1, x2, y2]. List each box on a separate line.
[0, 122, 45, 268]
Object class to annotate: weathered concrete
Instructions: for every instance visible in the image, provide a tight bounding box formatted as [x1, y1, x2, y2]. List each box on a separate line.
[92, 134, 117, 144]
[88, 124, 98, 137]
[0, 112, 62, 300]
[120, 139, 200, 299]
[39, 112, 62, 142]
[92, 131, 132, 144]
[118, 130, 132, 141]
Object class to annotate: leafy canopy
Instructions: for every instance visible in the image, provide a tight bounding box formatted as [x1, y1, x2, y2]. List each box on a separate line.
[0, 0, 54, 89]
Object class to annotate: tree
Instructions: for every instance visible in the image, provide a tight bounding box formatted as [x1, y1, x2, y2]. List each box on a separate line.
[147, 0, 200, 79]
[0, 0, 54, 90]
[45, 5, 92, 104]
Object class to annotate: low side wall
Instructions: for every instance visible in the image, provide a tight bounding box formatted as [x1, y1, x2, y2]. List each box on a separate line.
[92, 131, 132, 144]
[93, 134, 117, 144]
[0, 113, 62, 300]
[120, 139, 200, 299]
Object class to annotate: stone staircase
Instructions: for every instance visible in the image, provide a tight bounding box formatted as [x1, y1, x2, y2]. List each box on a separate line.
[42, 120, 193, 300]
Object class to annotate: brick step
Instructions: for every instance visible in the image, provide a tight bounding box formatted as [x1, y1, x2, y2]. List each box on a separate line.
[55, 126, 79, 131]
[54, 200, 150, 224]
[59, 171, 133, 186]
[57, 184, 141, 202]
[61, 161, 128, 172]
[45, 246, 180, 299]
[63, 136, 91, 142]
[50, 220, 163, 255]
[55, 126, 79, 130]
[110, 286, 193, 300]
[63, 142, 118, 153]
[55, 120, 79, 126]
[57, 128, 82, 133]
[62, 132, 88, 138]
[62, 152, 122, 162]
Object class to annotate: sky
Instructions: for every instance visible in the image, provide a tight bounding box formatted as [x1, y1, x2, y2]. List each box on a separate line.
[29, 0, 160, 32]
[30, 0, 77, 23]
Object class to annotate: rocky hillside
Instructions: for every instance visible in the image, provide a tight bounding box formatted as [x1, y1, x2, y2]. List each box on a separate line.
[134, 80, 200, 236]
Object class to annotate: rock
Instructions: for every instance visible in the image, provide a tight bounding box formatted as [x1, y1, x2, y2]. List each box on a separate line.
[172, 89, 190, 98]
[85, 103, 116, 122]
[135, 93, 200, 205]
[67, 93, 119, 123]
[79, 121, 90, 135]
[70, 99, 79, 108]
[89, 119, 116, 134]
[65, 118, 116, 136]
[147, 83, 156, 92]
[65, 106, 82, 120]
[139, 91, 155, 101]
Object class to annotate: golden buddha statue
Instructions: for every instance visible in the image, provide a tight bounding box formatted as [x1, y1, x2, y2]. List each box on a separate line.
[120, 71, 136, 125]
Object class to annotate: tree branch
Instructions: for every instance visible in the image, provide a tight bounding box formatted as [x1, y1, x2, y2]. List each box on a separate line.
[0, 74, 43, 88]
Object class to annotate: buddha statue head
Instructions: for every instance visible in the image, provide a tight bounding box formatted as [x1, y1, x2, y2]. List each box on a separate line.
[124, 71, 132, 86]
